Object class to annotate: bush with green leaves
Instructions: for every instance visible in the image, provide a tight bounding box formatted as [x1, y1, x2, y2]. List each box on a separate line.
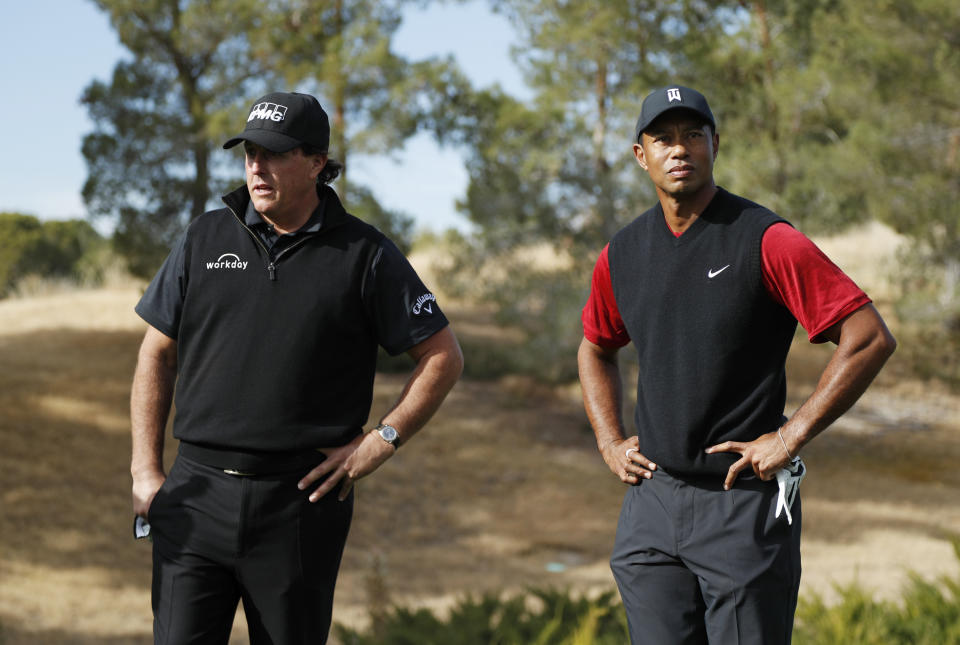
[893, 244, 960, 388]
[0, 212, 107, 297]
[335, 542, 960, 645]
[333, 588, 629, 645]
[795, 542, 960, 645]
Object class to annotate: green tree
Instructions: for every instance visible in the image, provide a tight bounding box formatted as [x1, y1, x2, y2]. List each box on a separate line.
[443, 0, 956, 381]
[441, 1, 739, 379]
[252, 0, 404, 196]
[700, 0, 959, 380]
[471, 0, 724, 251]
[821, 0, 960, 328]
[248, 0, 472, 249]
[31, 219, 107, 280]
[0, 213, 106, 297]
[696, 0, 858, 232]
[82, 0, 265, 278]
[699, 0, 958, 246]
[0, 213, 44, 296]
[83, 0, 440, 276]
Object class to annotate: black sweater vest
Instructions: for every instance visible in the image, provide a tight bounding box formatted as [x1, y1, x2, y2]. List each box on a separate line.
[608, 188, 797, 477]
[172, 185, 385, 452]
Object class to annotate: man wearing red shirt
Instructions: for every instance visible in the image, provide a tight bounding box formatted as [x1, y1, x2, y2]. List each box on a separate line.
[578, 85, 896, 644]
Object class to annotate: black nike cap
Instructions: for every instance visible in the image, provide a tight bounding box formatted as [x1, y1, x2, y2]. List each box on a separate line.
[634, 86, 716, 143]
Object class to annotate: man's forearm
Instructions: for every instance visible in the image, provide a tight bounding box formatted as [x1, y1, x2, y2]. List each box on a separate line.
[381, 326, 464, 444]
[578, 337, 627, 451]
[130, 332, 178, 477]
[294, 327, 462, 502]
[783, 304, 896, 454]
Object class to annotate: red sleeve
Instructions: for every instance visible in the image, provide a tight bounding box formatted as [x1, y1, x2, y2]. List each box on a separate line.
[582, 244, 631, 348]
[761, 223, 872, 343]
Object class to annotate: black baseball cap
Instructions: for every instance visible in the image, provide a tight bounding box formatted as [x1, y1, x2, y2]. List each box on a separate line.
[634, 86, 715, 143]
[223, 92, 330, 153]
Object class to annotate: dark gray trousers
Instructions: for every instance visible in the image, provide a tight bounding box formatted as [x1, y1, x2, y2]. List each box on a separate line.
[147, 454, 353, 645]
[610, 468, 801, 645]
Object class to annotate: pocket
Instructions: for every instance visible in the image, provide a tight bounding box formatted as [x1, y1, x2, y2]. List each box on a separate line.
[146, 458, 180, 524]
[298, 488, 354, 588]
[145, 481, 166, 525]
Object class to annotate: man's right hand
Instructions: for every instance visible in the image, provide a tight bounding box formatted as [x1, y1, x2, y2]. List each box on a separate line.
[132, 470, 166, 518]
[601, 438, 657, 485]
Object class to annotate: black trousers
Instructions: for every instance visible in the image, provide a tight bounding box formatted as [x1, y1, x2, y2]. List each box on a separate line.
[147, 453, 353, 644]
[610, 468, 801, 645]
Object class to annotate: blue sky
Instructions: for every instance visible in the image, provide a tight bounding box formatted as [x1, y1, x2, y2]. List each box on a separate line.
[1, 1, 526, 232]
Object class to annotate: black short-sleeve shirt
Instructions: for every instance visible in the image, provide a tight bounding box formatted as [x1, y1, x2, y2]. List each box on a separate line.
[136, 224, 446, 356]
[133, 184, 449, 451]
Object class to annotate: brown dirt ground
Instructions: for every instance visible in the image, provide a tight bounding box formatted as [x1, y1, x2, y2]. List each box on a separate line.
[1, 226, 958, 643]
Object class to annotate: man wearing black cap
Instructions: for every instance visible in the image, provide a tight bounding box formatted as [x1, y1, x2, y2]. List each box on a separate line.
[130, 91, 464, 644]
[578, 85, 896, 643]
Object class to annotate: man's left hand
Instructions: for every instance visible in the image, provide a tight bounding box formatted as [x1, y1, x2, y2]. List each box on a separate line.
[705, 431, 792, 490]
[298, 431, 396, 502]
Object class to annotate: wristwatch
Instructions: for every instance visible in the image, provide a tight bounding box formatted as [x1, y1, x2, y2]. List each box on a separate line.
[373, 423, 400, 450]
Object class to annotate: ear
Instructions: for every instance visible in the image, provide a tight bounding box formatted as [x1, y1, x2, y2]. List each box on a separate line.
[712, 132, 720, 161]
[633, 142, 648, 171]
[310, 154, 328, 180]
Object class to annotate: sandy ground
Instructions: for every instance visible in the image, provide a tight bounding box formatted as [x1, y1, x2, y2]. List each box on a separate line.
[1, 224, 958, 643]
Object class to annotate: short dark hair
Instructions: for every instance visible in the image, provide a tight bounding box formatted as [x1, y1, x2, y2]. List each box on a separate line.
[299, 143, 342, 184]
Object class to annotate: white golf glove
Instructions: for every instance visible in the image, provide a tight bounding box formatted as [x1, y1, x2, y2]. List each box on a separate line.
[774, 457, 806, 525]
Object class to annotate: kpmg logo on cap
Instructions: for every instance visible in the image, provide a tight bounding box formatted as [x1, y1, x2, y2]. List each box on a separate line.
[248, 102, 288, 123]
[667, 88, 682, 102]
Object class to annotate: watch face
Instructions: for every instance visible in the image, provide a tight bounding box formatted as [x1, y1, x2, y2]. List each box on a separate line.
[379, 425, 398, 442]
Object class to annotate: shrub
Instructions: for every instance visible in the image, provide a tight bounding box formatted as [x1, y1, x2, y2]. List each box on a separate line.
[334, 544, 960, 645]
[794, 541, 960, 644]
[894, 245, 960, 389]
[0, 213, 108, 297]
[333, 588, 629, 645]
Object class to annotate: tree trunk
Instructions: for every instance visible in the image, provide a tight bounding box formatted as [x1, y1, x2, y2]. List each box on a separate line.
[592, 58, 608, 176]
[164, 0, 209, 221]
[181, 79, 209, 221]
[753, 0, 787, 193]
[592, 57, 617, 238]
[191, 141, 210, 221]
[333, 0, 348, 201]
[754, 0, 777, 138]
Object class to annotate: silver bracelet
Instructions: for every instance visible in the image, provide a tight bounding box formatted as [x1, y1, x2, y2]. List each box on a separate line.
[777, 427, 793, 459]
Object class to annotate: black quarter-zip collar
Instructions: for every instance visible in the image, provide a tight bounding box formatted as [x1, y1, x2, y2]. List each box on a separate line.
[222, 183, 349, 236]
[221, 183, 350, 281]
[242, 193, 327, 233]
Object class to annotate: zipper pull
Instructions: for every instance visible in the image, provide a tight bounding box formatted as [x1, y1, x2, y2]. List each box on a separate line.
[268, 262, 276, 281]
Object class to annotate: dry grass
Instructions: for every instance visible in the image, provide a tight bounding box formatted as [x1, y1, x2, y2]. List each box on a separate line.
[1, 225, 959, 643]
[809, 220, 906, 303]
